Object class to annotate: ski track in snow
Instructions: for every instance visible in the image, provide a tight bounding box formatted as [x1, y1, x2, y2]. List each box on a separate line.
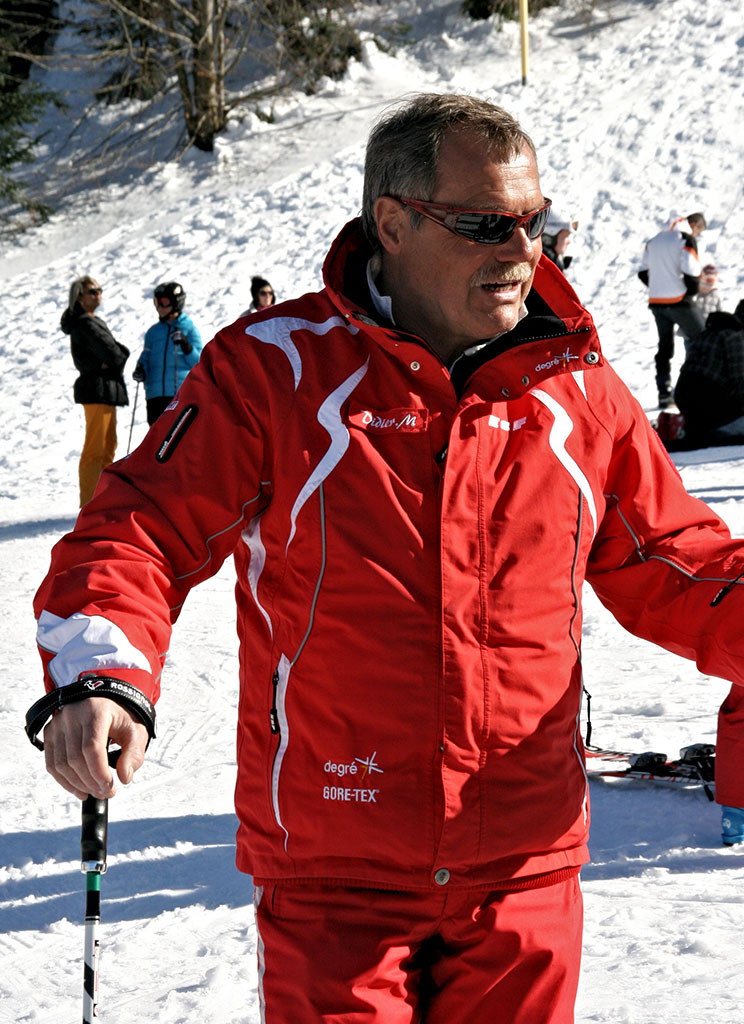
[2, 0, 744, 1020]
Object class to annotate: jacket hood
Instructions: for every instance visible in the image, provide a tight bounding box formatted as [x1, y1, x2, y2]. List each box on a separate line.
[60, 304, 91, 335]
[60, 307, 77, 335]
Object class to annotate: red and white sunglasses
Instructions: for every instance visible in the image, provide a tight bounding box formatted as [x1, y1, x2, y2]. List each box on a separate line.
[394, 196, 552, 246]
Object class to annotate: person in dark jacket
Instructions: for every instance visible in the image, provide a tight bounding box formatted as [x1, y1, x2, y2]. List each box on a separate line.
[133, 281, 203, 425]
[673, 299, 744, 447]
[61, 275, 129, 507]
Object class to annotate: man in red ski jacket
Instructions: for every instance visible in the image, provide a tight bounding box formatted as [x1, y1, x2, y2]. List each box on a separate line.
[28, 95, 744, 1023]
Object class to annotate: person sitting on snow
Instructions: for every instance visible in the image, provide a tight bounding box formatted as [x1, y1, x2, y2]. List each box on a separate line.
[673, 299, 744, 448]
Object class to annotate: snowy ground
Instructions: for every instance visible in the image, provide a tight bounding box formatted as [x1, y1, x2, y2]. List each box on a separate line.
[2, 0, 744, 1020]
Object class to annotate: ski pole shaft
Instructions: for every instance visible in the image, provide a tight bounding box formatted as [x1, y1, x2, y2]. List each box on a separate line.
[83, 868, 102, 1022]
[81, 748, 117, 1024]
[81, 793, 108, 1023]
[127, 380, 140, 456]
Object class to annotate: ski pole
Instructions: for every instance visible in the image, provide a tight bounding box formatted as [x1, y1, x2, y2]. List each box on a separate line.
[81, 749, 118, 1024]
[173, 330, 184, 399]
[127, 380, 140, 455]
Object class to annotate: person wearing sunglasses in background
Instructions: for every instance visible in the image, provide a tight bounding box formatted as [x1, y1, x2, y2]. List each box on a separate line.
[60, 275, 129, 506]
[244, 274, 276, 314]
[31, 95, 744, 1023]
[132, 281, 203, 425]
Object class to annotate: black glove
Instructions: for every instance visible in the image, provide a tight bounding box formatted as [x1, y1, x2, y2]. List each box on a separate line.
[133, 364, 146, 382]
[172, 329, 192, 355]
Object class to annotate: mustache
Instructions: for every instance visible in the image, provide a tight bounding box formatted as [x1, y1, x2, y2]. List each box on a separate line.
[470, 262, 533, 287]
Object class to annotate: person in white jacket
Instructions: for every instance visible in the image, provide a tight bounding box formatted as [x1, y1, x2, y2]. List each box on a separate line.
[638, 213, 706, 408]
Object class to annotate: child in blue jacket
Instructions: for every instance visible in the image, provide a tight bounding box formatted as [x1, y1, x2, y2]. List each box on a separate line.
[133, 281, 203, 425]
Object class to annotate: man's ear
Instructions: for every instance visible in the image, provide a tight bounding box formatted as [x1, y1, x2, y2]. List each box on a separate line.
[374, 196, 408, 255]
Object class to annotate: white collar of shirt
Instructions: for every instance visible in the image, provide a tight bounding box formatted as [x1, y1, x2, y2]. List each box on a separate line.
[367, 255, 395, 324]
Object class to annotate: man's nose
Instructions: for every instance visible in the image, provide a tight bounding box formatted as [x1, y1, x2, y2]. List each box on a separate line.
[494, 226, 537, 261]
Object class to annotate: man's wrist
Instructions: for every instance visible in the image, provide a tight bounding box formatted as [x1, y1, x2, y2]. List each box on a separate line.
[25, 675, 156, 751]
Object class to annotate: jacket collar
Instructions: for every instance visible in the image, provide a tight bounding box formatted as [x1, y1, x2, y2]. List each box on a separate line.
[323, 219, 604, 397]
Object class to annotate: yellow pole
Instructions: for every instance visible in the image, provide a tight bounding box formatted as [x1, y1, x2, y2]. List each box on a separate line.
[519, 0, 529, 86]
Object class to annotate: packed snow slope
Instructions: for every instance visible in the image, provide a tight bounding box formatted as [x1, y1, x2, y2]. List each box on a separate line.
[2, 0, 744, 1021]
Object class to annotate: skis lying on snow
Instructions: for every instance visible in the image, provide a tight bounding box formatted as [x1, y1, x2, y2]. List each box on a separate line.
[585, 743, 716, 800]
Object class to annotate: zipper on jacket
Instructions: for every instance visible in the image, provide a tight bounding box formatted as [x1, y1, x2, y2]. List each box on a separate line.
[269, 669, 280, 734]
[710, 567, 744, 606]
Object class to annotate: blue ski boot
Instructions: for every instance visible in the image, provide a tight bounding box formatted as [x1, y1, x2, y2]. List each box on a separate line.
[721, 806, 744, 846]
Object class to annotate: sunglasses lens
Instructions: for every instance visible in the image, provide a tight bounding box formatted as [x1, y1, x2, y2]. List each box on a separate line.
[526, 205, 551, 239]
[450, 205, 550, 244]
[450, 212, 513, 245]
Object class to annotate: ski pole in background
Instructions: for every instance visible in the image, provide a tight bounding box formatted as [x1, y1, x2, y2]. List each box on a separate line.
[127, 380, 140, 455]
[173, 329, 187, 398]
[81, 749, 118, 1023]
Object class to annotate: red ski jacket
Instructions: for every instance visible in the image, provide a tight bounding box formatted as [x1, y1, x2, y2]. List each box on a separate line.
[35, 220, 744, 891]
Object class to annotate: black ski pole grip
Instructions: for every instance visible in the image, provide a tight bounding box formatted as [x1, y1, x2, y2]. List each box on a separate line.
[80, 749, 119, 871]
[81, 796, 108, 868]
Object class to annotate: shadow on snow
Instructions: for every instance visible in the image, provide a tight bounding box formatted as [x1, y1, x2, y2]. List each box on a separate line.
[0, 516, 77, 542]
[3, 784, 738, 933]
[1, 812, 253, 932]
[584, 779, 737, 883]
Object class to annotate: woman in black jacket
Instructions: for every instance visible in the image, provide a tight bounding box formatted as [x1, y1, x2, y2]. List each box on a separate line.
[61, 276, 129, 506]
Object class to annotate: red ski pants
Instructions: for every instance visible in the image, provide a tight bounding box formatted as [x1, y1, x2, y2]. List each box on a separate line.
[254, 874, 582, 1023]
[717, 683, 744, 806]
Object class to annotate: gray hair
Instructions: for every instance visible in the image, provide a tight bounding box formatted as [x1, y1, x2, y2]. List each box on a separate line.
[361, 93, 537, 249]
[67, 275, 99, 312]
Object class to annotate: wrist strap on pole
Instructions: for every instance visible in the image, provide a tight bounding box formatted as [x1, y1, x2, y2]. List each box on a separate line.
[25, 676, 156, 751]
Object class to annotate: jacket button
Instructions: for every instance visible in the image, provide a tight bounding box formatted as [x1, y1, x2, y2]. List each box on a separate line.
[410, 361, 421, 371]
[521, 375, 530, 386]
[434, 868, 450, 886]
[584, 351, 600, 364]
[501, 387, 510, 397]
